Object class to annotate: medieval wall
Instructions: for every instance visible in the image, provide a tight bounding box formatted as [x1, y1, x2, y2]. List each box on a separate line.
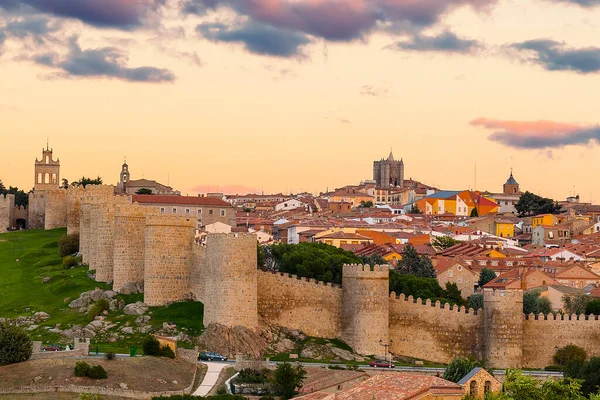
[12, 206, 29, 229]
[94, 195, 131, 283]
[27, 191, 46, 229]
[0, 194, 15, 232]
[190, 244, 207, 303]
[113, 203, 156, 292]
[257, 271, 342, 339]
[389, 294, 483, 364]
[203, 233, 258, 328]
[522, 314, 600, 368]
[66, 186, 86, 235]
[342, 264, 389, 355]
[44, 189, 67, 230]
[144, 215, 195, 306]
[483, 289, 524, 369]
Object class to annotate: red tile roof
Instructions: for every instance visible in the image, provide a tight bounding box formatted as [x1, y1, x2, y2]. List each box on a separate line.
[133, 194, 230, 207]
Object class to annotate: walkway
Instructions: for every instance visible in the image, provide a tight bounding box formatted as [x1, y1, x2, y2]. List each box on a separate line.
[193, 361, 230, 396]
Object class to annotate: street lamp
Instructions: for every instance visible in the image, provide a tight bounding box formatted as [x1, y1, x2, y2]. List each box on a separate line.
[379, 339, 393, 364]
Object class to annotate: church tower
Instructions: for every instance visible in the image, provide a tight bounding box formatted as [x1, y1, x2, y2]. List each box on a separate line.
[503, 170, 519, 195]
[34, 144, 60, 191]
[373, 151, 404, 188]
[118, 160, 130, 194]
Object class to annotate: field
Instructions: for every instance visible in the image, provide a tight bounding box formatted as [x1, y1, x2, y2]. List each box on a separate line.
[0, 228, 204, 351]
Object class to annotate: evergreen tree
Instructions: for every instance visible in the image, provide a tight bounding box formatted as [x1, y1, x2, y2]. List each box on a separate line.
[467, 294, 484, 310]
[0, 321, 32, 365]
[409, 203, 423, 214]
[478, 268, 497, 287]
[271, 362, 307, 399]
[443, 282, 464, 306]
[470, 207, 479, 217]
[515, 191, 562, 217]
[397, 245, 436, 278]
[77, 176, 103, 187]
[432, 236, 459, 250]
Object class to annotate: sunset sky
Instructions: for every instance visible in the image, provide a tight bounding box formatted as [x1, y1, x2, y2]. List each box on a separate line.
[1, 0, 600, 201]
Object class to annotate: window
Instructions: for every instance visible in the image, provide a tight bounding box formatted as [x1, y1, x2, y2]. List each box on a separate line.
[457, 278, 463, 284]
[548, 232, 554, 239]
[220, 209, 226, 217]
[37, 173, 42, 184]
[45, 156, 49, 163]
[172, 208, 177, 214]
[160, 207, 165, 213]
[448, 270, 454, 277]
[51, 173, 57, 184]
[186, 209, 190, 214]
[209, 210, 213, 215]
[44, 173, 50, 184]
[198, 209, 202, 214]
[457, 266, 463, 272]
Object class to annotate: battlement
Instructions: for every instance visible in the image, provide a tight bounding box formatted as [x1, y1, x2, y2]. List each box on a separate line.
[205, 232, 259, 243]
[342, 264, 389, 278]
[389, 292, 479, 316]
[146, 214, 194, 228]
[525, 313, 600, 321]
[483, 288, 523, 302]
[0, 193, 15, 203]
[260, 270, 342, 289]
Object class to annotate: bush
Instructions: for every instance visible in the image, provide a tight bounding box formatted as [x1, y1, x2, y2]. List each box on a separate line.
[88, 365, 108, 379]
[443, 357, 479, 383]
[585, 299, 600, 315]
[63, 255, 78, 269]
[564, 357, 600, 395]
[87, 298, 110, 320]
[58, 233, 80, 257]
[236, 368, 270, 384]
[143, 336, 161, 356]
[74, 361, 91, 377]
[160, 345, 175, 359]
[271, 362, 307, 399]
[105, 352, 116, 360]
[554, 345, 587, 366]
[0, 321, 33, 365]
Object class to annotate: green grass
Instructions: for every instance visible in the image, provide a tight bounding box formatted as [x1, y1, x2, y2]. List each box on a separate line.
[150, 301, 204, 336]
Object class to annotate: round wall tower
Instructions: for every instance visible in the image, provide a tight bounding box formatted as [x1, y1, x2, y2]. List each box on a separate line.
[144, 215, 195, 306]
[342, 264, 390, 355]
[203, 233, 258, 328]
[483, 289, 524, 369]
[79, 200, 91, 264]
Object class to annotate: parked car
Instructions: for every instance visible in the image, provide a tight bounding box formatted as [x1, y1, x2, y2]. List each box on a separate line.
[369, 360, 394, 368]
[198, 351, 227, 361]
[42, 345, 61, 352]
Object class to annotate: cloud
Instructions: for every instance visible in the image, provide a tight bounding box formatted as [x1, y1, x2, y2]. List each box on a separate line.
[391, 31, 481, 54]
[553, 0, 600, 6]
[184, 0, 497, 42]
[3, 16, 62, 44]
[471, 117, 600, 149]
[510, 39, 600, 74]
[197, 21, 310, 57]
[0, 0, 164, 29]
[32, 37, 176, 82]
[360, 84, 389, 97]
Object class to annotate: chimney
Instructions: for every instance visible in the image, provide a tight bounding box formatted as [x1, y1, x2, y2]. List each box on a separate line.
[521, 267, 527, 290]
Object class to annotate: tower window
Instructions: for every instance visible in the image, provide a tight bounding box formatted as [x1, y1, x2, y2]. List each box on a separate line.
[45, 156, 49, 164]
[37, 173, 42, 184]
[44, 173, 50, 184]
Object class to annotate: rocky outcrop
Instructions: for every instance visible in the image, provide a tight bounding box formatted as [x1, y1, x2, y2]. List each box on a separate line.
[118, 281, 144, 294]
[123, 301, 148, 315]
[198, 323, 271, 358]
[68, 288, 117, 310]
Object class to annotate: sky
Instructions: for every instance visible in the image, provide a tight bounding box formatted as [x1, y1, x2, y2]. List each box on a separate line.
[1, 0, 600, 201]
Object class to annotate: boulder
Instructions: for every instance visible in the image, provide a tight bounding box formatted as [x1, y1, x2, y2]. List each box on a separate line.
[42, 277, 51, 283]
[121, 327, 135, 335]
[135, 316, 151, 326]
[27, 325, 40, 331]
[33, 312, 50, 322]
[118, 281, 144, 295]
[198, 323, 269, 359]
[123, 302, 148, 316]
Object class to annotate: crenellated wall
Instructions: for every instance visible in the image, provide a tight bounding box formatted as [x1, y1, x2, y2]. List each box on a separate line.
[27, 191, 46, 229]
[203, 233, 258, 328]
[257, 271, 343, 339]
[0, 194, 15, 232]
[94, 195, 131, 283]
[144, 215, 195, 306]
[66, 186, 85, 234]
[483, 289, 524, 369]
[389, 293, 483, 364]
[44, 189, 67, 230]
[113, 203, 157, 292]
[190, 244, 207, 303]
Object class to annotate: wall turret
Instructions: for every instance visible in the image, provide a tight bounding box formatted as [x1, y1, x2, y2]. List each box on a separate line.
[0, 194, 15, 232]
[483, 289, 524, 368]
[342, 264, 390, 355]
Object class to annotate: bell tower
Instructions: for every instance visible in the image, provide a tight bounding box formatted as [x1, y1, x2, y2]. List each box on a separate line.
[34, 144, 60, 191]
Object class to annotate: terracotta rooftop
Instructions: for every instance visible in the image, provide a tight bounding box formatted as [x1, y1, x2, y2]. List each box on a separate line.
[133, 194, 230, 207]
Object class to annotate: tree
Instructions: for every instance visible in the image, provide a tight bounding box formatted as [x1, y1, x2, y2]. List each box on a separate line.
[77, 176, 103, 187]
[397, 245, 436, 278]
[467, 294, 484, 310]
[271, 362, 306, 399]
[359, 200, 373, 208]
[478, 268, 497, 287]
[257, 244, 265, 269]
[585, 299, 600, 315]
[61, 179, 69, 189]
[523, 291, 552, 315]
[564, 357, 600, 395]
[0, 185, 28, 208]
[443, 282, 464, 306]
[554, 345, 586, 367]
[432, 236, 459, 250]
[470, 207, 479, 217]
[135, 188, 153, 195]
[563, 295, 589, 315]
[0, 179, 5, 193]
[359, 254, 387, 267]
[142, 336, 161, 356]
[515, 191, 562, 217]
[0, 321, 32, 365]
[59, 233, 80, 257]
[389, 270, 445, 300]
[443, 357, 479, 383]
[409, 203, 423, 214]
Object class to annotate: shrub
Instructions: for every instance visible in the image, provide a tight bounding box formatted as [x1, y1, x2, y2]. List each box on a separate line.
[443, 357, 479, 383]
[160, 345, 175, 359]
[58, 233, 80, 257]
[142, 336, 161, 356]
[74, 361, 91, 377]
[87, 298, 110, 320]
[79, 394, 104, 400]
[236, 368, 270, 384]
[88, 365, 108, 379]
[271, 362, 307, 399]
[554, 345, 587, 366]
[0, 321, 33, 365]
[585, 299, 600, 315]
[63, 255, 78, 269]
[105, 352, 116, 360]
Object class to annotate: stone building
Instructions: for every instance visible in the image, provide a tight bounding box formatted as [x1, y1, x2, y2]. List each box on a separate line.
[373, 151, 404, 188]
[0, 194, 15, 232]
[115, 161, 179, 195]
[34, 145, 60, 191]
[132, 194, 236, 230]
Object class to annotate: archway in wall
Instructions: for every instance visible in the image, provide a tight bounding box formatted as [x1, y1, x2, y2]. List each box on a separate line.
[470, 381, 478, 397]
[16, 219, 26, 230]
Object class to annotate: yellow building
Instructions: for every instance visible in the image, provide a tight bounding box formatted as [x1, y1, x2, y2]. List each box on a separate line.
[532, 214, 558, 229]
[314, 228, 373, 248]
[495, 220, 515, 238]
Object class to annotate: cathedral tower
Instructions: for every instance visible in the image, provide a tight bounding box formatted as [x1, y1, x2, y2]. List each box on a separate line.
[373, 151, 404, 188]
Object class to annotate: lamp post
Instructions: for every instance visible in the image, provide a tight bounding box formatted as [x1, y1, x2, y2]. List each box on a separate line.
[379, 339, 393, 364]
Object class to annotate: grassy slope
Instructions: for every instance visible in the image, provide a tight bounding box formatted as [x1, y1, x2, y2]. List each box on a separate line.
[0, 229, 204, 351]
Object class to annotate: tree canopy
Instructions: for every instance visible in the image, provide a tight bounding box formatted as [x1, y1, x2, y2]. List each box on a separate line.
[515, 191, 562, 217]
[359, 200, 373, 208]
[135, 188, 153, 195]
[0, 321, 32, 365]
[0, 182, 29, 208]
[523, 291, 552, 315]
[478, 268, 497, 287]
[397, 245, 436, 278]
[409, 203, 423, 214]
[77, 176, 103, 187]
[389, 271, 464, 305]
[432, 236, 459, 250]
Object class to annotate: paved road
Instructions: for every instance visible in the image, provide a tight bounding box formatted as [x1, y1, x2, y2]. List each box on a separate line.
[193, 361, 230, 396]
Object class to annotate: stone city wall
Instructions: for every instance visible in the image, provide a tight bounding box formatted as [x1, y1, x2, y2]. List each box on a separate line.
[257, 271, 343, 339]
[144, 214, 195, 306]
[203, 233, 258, 328]
[522, 314, 600, 369]
[342, 264, 390, 355]
[483, 289, 524, 369]
[94, 195, 131, 283]
[190, 243, 207, 302]
[66, 186, 85, 235]
[27, 191, 46, 229]
[44, 189, 67, 230]
[12, 205, 28, 229]
[0, 194, 15, 233]
[389, 293, 483, 364]
[113, 203, 157, 292]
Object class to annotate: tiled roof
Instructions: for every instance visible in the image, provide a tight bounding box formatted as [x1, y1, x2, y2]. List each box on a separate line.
[132, 194, 230, 207]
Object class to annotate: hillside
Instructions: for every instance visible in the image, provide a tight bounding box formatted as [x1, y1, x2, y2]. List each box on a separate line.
[0, 228, 203, 352]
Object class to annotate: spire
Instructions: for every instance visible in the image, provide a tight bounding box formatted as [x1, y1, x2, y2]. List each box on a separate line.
[46, 138, 49, 151]
[387, 149, 394, 161]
